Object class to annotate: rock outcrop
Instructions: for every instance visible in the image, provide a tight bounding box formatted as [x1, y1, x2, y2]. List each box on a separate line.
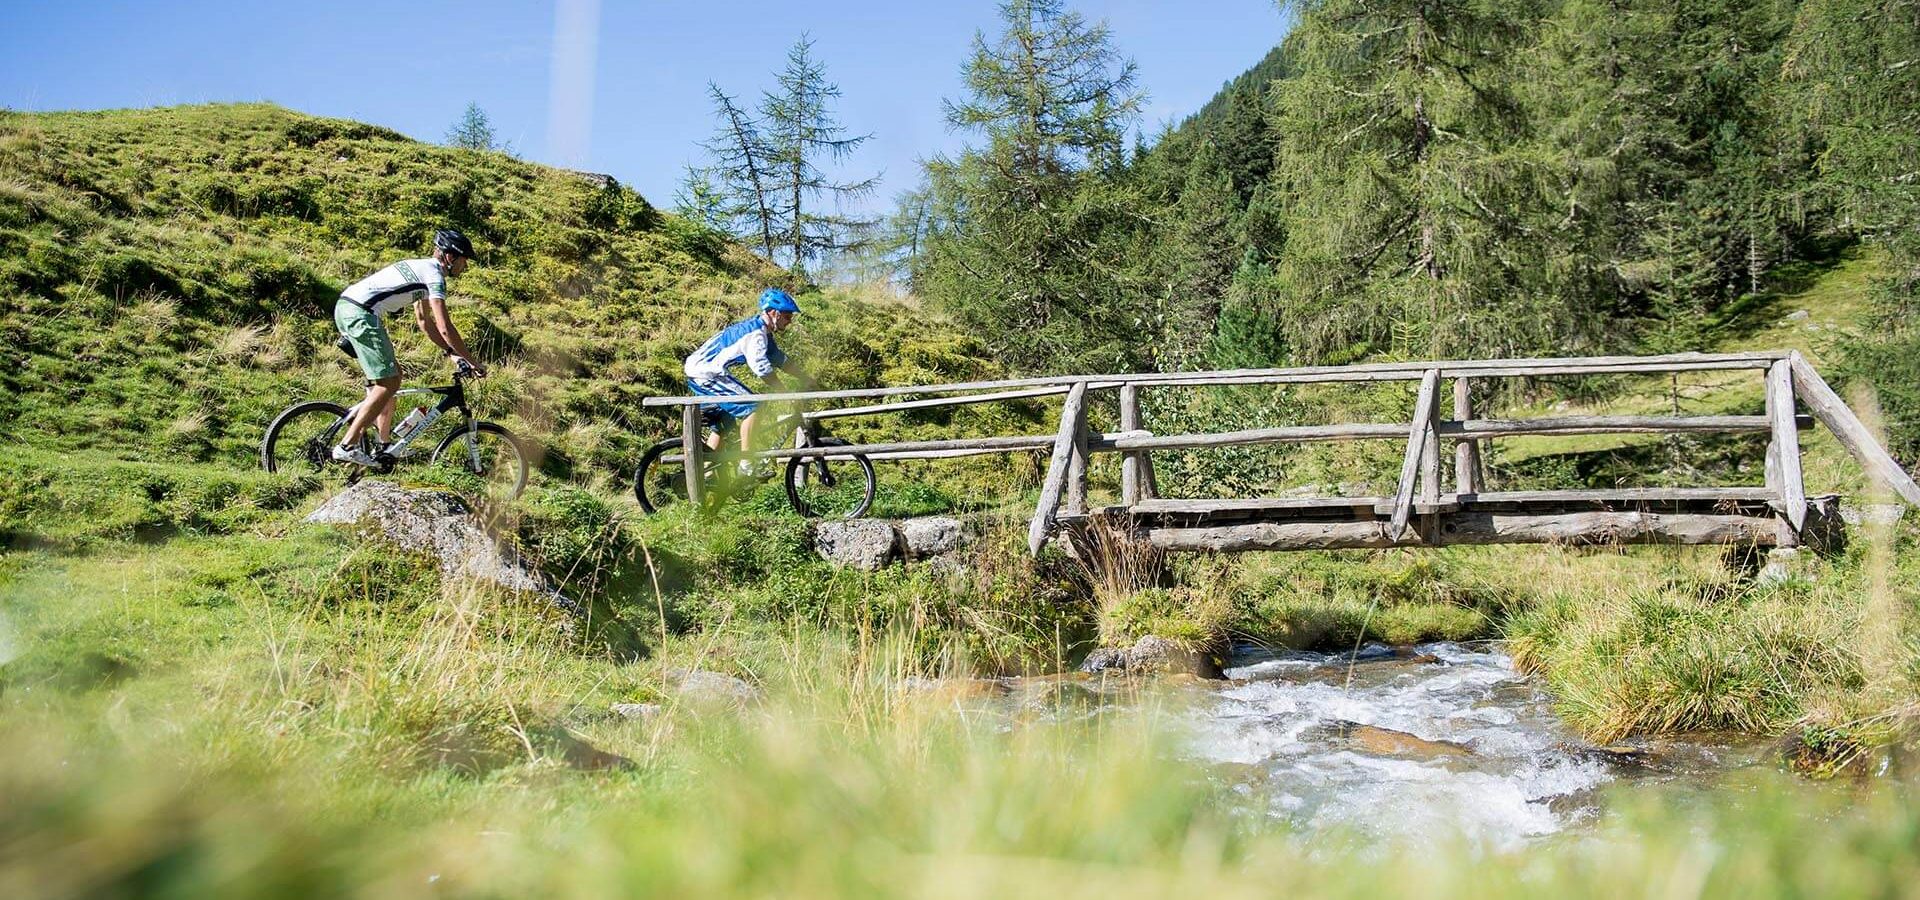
[305, 481, 576, 612]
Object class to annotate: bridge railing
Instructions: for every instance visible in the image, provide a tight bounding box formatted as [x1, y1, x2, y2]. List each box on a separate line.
[641, 351, 1920, 555]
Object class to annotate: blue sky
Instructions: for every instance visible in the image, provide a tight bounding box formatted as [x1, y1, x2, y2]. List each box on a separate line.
[1, 1, 1288, 213]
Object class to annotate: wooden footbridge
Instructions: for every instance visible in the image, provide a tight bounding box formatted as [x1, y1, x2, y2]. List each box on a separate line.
[643, 351, 1920, 557]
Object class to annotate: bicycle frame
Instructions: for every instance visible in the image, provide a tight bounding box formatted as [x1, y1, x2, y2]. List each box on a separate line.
[344, 377, 478, 465]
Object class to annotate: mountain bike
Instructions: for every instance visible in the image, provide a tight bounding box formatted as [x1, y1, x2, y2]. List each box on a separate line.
[261, 360, 529, 503]
[634, 407, 875, 518]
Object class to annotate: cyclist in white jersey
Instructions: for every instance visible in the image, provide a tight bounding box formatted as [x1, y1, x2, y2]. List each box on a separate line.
[685, 288, 804, 475]
[330, 229, 486, 466]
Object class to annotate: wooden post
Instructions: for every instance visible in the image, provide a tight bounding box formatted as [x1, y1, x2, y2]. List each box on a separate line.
[1789, 352, 1920, 508]
[1029, 383, 1089, 557]
[1420, 382, 1443, 505]
[1120, 385, 1145, 506]
[1390, 370, 1442, 540]
[1454, 377, 1484, 494]
[1066, 401, 1090, 516]
[681, 403, 705, 509]
[1765, 359, 1807, 536]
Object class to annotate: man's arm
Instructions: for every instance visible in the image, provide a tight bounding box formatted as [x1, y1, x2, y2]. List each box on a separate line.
[415, 303, 453, 354]
[425, 298, 484, 375]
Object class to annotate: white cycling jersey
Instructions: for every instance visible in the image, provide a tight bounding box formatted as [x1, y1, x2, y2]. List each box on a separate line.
[340, 258, 447, 317]
[684, 315, 788, 381]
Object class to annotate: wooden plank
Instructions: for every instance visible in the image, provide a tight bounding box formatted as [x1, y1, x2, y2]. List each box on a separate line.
[1120, 384, 1144, 506]
[1420, 380, 1443, 505]
[1066, 404, 1089, 516]
[1789, 352, 1920, 508]
[680, 404, 705, 508]
[1767, 360, 1808, 533]
[1146, 511, 1781, 552]
[1437, 415, 1791, 438]
[756, 434, 1052, 460]
[641, 351, 1788, 407]
[1459, 488, 1779, 504]
[1029, 382, 1089, 557]
[749, 429, 1148, 461]
[1134, 497, 1389, 514]
[1099, 422, 1406, 452]
[1454, 377, 1483, 493]
[802, 385, 1072, 421]
[1390, 370, 1442, 539]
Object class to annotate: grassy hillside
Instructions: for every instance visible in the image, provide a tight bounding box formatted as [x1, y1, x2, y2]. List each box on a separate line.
[0, 103, 1019, 481]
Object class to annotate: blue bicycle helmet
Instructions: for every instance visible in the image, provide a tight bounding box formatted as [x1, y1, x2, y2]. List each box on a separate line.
[759, 287, 800, 314]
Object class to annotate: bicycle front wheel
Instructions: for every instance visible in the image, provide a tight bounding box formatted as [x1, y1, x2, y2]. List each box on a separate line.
[784, 438, 876, 519]
[431, 421, 529, 503]
[261, 401, 355, 483]
[635, 438, 702, 514]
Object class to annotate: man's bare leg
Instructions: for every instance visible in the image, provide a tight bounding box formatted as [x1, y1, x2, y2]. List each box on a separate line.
[341, 377, 400, 448]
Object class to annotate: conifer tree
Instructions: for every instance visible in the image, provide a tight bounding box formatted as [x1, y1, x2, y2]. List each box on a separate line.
[687, 84, 780, 260]
[445, 102, 497, 151]
[916, 0, 1148, 373]
[759, 36, 880, 276]
[1268, 0, 1550, 361]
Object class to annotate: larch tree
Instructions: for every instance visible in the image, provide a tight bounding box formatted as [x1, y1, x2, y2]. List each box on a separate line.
[916, 0, 1149, 374]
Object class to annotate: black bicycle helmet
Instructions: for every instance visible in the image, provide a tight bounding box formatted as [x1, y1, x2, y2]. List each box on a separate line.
[434, 228, 474, 258]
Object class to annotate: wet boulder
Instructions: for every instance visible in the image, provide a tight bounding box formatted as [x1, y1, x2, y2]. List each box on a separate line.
[1080, 635, 1223, 679]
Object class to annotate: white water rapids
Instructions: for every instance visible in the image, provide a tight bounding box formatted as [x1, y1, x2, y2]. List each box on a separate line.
[1179, 641, 1764, 850]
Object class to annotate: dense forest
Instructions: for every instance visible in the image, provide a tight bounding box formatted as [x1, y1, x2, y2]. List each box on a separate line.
[903, 0, 1920, 449]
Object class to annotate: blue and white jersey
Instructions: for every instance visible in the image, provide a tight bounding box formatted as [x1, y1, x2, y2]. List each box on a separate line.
[340, 258, 447, 317]
[685, 315, 788, 381]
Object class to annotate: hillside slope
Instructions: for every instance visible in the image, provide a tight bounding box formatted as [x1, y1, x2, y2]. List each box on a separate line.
[0, 104, 1007, 478]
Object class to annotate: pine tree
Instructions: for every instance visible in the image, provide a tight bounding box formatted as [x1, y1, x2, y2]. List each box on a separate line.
[690, 84, 780, 260]
[916, 0, 1148, 374]
[759, 36, 880, 276]
[1267, 0, 1550, 361]
[445, 102, 497, 151]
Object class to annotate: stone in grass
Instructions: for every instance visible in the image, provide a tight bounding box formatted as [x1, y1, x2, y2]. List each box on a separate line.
[305, 480, 577, 613]
[666, 669, 760, 708]
[811, 519, 899, 571]
[899, 516, 966, 559]
[611, 702, 662, 721]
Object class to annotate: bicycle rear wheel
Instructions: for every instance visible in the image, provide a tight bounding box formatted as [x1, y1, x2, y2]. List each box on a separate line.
[431, 421, 529, 503]
[261, 401, 356, 484]
[784, 438, 876, 519]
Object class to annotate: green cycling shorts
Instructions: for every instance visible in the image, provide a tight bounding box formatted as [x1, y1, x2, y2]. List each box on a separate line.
[333, 299, 399, 382]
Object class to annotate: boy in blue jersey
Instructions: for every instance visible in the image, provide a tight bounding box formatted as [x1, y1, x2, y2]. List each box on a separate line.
[684, 288, 806, 474]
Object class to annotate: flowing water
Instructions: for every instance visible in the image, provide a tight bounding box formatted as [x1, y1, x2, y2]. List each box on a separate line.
[1181, 641, 1769, 849]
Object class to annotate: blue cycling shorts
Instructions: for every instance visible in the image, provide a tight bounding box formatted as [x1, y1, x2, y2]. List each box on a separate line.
[688, 375, 758, 430]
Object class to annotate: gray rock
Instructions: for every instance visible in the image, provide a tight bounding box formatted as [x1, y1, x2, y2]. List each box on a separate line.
[666, 669, 760, 707]
[1758, 547, 1808, 585]
[1079, 635, 1223, 678]
[1840, 503, 1905, 527]
[1786, 309, 1811, 321]
[1079, 647, 1131, 674]
[1126, 635, 1222, 678]
[305, 481, 574, 611]
[899, 516, 965, 559]
[611, 702, 662, 721]
[812, 519, 899, 571]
